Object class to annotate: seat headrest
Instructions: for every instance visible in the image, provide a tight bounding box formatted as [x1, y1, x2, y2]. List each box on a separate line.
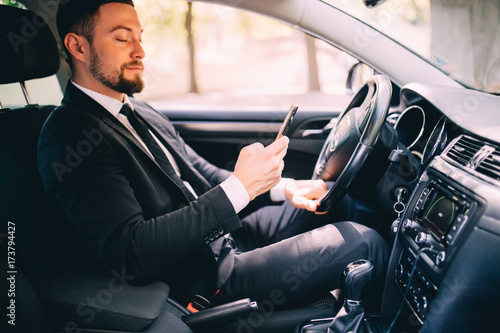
[0, 5, 60, 84]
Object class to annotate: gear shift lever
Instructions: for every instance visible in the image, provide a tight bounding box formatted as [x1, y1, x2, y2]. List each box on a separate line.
[327, 259, 374, 333]
[300, 260, 375, 333]
[343, 259, 374, 302]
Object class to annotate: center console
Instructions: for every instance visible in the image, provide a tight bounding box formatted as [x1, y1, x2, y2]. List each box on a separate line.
[300, 156, 491, 333]
[395, 169, 481, 322]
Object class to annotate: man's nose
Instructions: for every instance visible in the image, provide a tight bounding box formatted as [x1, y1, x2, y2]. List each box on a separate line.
[132, 39, 146, 59]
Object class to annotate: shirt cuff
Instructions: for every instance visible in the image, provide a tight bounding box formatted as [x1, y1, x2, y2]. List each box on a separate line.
[220, 175, 250, 214]
[270, 178, 293, 202]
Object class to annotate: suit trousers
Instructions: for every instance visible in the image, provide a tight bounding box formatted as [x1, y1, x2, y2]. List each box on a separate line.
[214, 199, 389, 310]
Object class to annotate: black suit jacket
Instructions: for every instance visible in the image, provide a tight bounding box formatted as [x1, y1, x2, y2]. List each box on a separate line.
[38, 82, 241, 288]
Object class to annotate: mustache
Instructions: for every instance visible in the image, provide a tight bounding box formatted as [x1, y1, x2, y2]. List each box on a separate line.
[121, 61, 144, 70]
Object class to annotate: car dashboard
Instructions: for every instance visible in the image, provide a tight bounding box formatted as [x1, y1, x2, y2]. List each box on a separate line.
[385, 83, 500, 332]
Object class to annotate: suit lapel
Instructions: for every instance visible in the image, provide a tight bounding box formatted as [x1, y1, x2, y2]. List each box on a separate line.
[63, 83, 152, 159]
[64, 83, 194, 202]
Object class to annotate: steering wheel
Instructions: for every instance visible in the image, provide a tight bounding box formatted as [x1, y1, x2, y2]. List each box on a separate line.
[313, 75, 392, 212]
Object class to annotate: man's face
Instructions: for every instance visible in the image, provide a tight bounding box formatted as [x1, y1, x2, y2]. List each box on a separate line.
[87, 3, 145, 95]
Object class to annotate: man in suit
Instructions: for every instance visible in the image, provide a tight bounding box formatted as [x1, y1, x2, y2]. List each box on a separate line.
[38, 0, 388, 309]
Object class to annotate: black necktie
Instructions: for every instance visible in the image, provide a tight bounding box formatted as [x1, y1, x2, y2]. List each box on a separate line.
[119, 104, 197, 201]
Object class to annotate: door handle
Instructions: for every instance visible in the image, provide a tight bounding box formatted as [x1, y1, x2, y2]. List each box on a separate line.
[301, 119, 336, 137]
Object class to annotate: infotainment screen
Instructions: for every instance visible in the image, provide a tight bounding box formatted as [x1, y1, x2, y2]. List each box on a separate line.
[421, 191, 462, 239]
[415, 182, 470, 241]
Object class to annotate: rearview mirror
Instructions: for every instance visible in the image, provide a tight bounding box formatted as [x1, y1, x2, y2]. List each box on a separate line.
[362, 0, 388, 8]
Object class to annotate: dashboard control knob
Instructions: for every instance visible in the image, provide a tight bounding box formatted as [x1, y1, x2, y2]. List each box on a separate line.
[415, 232, 431, 246]
[403, 219, 414, 229]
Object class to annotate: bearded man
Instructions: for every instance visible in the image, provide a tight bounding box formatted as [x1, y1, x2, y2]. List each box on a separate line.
[38, 0, 388, 309]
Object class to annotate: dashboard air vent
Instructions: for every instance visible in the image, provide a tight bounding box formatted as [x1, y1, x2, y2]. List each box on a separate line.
[476, 145, 500, 182]
[445, 136, 483, 166]
[445, 135, 500, 183]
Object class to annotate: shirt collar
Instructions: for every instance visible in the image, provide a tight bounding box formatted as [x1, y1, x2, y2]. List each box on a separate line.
[71, 81, 133, 117]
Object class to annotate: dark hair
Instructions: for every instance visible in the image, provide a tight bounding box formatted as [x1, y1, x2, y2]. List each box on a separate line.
[57, 0, 135, 66]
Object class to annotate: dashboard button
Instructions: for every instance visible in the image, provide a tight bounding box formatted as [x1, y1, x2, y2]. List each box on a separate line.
[435, 251, 446, 267]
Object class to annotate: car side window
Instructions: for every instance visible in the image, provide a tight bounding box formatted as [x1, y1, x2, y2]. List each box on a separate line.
[134, 1, 357, 111]
[0, 75, 63, 108]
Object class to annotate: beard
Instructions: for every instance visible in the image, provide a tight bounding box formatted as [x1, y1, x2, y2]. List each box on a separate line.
[89, 45, 145, 95]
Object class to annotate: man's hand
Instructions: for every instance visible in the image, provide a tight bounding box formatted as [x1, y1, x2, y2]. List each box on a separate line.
[233, 137, 289, 201]
[284, 179, 327, 212]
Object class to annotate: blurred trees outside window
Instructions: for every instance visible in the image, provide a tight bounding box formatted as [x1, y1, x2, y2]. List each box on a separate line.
[134, 0, 356, 110]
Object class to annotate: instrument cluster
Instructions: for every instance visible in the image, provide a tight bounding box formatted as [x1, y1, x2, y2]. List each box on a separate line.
[393, 102, 452, 165]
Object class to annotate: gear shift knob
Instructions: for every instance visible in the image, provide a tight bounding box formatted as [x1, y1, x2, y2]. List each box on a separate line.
[343, 259, 374, 302]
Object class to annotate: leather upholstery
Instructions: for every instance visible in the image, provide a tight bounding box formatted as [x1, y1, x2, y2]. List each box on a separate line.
[0, 6, 184, 332]
[31, 265, 171, 332]
[0, 106, 94, 274]
[0, 5, 60, 84]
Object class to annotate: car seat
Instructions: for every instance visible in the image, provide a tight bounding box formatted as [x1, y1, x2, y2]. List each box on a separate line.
[0, 5, 339, 333]
[0, 4, 198, 332]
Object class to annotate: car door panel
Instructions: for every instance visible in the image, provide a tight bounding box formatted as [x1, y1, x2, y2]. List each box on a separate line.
[160, 108, 340, 180]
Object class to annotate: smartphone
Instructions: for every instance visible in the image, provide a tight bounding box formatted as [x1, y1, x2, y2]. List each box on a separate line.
[276, 105, 298, 140]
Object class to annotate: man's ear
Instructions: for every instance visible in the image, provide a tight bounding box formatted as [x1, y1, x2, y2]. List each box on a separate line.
[64, 33, 89, 64]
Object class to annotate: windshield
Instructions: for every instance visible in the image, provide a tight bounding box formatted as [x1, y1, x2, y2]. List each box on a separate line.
[323, 0, 500, 94]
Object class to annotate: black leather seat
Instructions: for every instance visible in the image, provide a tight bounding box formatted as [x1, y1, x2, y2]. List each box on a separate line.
[0, 5, 339, 333]
[0, 5, 193, 333]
